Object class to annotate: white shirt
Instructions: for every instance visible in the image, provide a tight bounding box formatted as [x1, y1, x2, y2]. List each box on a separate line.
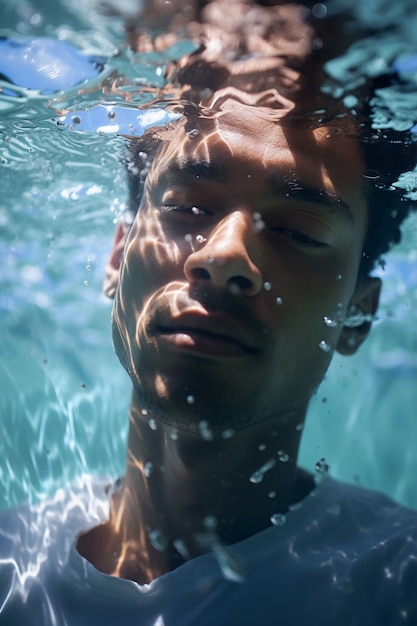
[1, 475, 416, 625]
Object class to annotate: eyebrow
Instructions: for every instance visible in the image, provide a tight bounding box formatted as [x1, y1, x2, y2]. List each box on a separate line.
[160, 158, 353, 221]
[164, 158, 227, 183]
[269, 174, 354, 222]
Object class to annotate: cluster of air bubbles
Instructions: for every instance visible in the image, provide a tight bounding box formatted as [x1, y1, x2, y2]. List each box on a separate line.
[253, 212, 265, 232]
[83, 258, 91, 286]
[277, 450, 289, 463]
[148, 529, 168, 552]
[270, 512, 286, 526]
[249, 458, 276, 484]
[198, 420, 214, 441]
[314, 458, 330, 484]
[110, 197, 126, 224]
[324, 304, 374, 329]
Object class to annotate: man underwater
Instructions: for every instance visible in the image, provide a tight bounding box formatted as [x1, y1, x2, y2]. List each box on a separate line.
[1, 1, 417, 624]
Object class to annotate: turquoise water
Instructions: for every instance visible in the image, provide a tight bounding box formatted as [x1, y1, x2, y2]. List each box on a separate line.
[1, 0, 417, 510]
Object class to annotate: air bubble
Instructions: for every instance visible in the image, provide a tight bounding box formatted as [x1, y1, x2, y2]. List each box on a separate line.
[268, 491, 276, 499]
[186, 394, 195, 404]
[278, 450, 289, 463]
[270, 513, 286, 526]
[148, 530, 168, 552]
[184, 234, 192, 242]
[148, 417, 157, 430]
[295, 422, 304, 431]
[312, 3, 327, 18]
[336, 274, 342, 280]
[276, 297, 283, 305]
[203, 515, 217, 530]
[71, 115, 81, 125]
[196, 235, 206, 244]
[187, 129, 200, 138]
[141, 408, 148, 416]
[362, 169, 380, 180]
[221, 428, 236, 439]
[249, 458, 276, 484]
[169, 427, 179, 440]
[263, 282, 272, 291]
[258, 443, 266, 451]
[192, 207, 200, 215]
[213, 543, 245, 583]
[144, 461, 153, 477]
[173, 538, 190, 560]
[314, 458, 330, 474]
[319, 340, 331, 352]
[323, 316, 338, 328]
[83, 280, 89, 286]
[198, 420, 214, 441]
[327, 504, 341, 517]
[108, 110, 116, 121]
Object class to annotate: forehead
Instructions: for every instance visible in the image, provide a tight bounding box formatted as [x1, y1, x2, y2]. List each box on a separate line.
[149, 108, 367, 217]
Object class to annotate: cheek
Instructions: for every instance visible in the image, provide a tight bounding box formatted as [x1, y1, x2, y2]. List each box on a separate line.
[124, 214, 187, 287]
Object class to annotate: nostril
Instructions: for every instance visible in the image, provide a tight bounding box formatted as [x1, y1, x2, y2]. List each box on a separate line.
[191, 267, 211, 281]
[230, 276, 253, 291]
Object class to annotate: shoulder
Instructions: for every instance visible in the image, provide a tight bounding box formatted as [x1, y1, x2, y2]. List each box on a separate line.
[0, 475, 112, 621]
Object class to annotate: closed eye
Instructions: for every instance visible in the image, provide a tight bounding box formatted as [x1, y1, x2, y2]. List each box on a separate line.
[275, 227, 329, 248]
[160, 204, 213, 217]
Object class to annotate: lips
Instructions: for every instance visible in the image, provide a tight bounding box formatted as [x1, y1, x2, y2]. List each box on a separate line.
[154, 311, 260, 358]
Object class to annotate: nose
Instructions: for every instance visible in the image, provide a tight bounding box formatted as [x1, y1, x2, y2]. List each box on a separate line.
[184, 211, 263, 296]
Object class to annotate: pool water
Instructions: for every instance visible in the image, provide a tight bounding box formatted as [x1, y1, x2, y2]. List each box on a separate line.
[1, 0, 417, 511]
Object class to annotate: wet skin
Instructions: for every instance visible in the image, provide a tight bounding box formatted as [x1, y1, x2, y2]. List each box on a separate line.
[113, 110, 371, 431]
[79, 108, 380, 583]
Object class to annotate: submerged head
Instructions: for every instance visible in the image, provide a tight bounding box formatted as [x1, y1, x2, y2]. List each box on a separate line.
[104, 99, 393, 434]
[104, 0, 416, 435]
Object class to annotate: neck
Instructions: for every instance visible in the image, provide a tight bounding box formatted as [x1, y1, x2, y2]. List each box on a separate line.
[91, 391, 312, 583]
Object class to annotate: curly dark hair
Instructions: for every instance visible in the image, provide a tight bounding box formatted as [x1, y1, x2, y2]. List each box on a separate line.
[123, 0, 417, 279]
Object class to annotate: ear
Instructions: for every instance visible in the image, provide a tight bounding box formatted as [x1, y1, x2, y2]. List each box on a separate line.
[336, 276, 382, 356]
[103, 221, 130, 299]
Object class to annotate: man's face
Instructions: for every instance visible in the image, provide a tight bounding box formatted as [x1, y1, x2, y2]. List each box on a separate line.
[112, 108, 369, 433]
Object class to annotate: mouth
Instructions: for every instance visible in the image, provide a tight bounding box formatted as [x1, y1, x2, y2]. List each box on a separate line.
[155, 315, 259, 359]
